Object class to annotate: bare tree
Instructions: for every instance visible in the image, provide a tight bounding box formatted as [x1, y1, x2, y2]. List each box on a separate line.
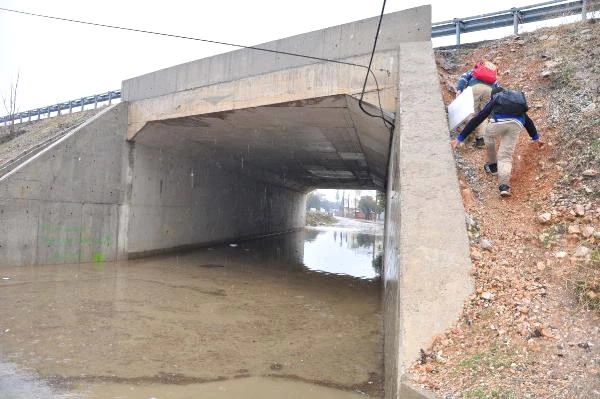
[2, 72, 20, 136]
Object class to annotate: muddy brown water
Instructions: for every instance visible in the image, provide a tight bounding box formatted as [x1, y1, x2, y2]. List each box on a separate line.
[0, 220, 384, 398]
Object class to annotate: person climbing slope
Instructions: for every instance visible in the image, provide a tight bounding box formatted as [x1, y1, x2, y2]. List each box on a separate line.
[451, 87, 542, 197]
[456, 60, 500, 148]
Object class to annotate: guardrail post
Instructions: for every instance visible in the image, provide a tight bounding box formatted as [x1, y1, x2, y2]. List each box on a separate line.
[47, 108, 51, 118]
[37, 109, 41, 120]
[512, 8, 521, 34]
[80, 98, 85, 111]
[94, 95, 98, 109]
[582, 0, 588, 20]
[108, 91, 113, 105]
[69, 101, 73, 114]
[454, 18, 463, 45]
[28, 111, 31, 122]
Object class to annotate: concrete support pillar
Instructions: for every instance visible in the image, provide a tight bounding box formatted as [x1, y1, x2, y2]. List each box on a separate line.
[384, 41, 473, 398]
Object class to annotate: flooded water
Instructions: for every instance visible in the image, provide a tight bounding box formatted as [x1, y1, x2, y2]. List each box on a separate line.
[0, 217, 384, 398]
[304, 229, 382, 279]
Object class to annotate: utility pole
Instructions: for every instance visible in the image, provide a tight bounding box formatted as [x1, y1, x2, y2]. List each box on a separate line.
[347, 192, 350, 218]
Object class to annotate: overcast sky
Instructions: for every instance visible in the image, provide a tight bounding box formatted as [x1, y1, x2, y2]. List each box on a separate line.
[1, 0, 580, 113]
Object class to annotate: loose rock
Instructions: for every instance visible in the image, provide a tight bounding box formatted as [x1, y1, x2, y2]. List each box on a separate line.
[537, 212, 552, 224]
[581, 225, 595, 238]
[481, 292, 494, 301]
[480, 238, 493, 251]
[572, 246, 590, 258]
[471, 248, 483, 260]
[536, 261, 546, 271]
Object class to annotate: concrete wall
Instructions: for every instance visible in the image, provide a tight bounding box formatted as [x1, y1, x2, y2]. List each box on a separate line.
[125, 142, 306, 256]
[0, 104, 128, 266]
[122, 6, 432, 139]
[383, 40, 473, 398]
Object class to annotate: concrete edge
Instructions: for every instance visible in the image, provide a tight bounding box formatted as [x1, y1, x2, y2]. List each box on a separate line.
[125, 227, 304, 260]
[384, 39, 473, 398]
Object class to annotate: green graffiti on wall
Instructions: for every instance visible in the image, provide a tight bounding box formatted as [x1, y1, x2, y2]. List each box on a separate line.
[41, 223, 112, 263]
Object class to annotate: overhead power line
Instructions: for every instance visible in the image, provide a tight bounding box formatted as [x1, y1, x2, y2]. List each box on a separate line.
[0, 6, 367, 70]
[358, 0, 395, 131]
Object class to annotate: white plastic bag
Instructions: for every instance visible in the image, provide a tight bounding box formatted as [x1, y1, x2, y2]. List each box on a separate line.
[447, 86, 474, 131]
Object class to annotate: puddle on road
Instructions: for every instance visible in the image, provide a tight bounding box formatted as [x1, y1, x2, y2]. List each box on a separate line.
[0, 221, 383, 398]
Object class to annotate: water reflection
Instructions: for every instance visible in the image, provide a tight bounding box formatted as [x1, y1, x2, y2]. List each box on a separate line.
[303, 229, 383, 280]
[231, 227, 383, 280]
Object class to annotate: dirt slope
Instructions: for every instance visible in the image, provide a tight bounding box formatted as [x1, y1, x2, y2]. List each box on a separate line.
[0, 108, 103, 169]
[408, 20, 599, 398]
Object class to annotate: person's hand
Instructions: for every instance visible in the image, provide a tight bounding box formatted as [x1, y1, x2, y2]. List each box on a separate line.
[451, 138, 462, 149]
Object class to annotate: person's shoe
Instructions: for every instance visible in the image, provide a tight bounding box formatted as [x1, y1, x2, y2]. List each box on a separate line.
[499, 184, 511, 197]
[484, 163, 498, 175]
[475, 137, 485, 148]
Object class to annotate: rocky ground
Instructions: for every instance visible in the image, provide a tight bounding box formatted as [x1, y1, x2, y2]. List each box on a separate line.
[407, 20, 599, 398]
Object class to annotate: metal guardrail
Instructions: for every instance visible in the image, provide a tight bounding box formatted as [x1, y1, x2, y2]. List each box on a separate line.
[433, 0, 598, 45]
[1, 90, 120, 125]
[1, 0, 598, 125]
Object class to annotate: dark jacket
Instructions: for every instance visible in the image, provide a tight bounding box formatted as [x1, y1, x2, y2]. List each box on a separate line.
[457, 96, 539, 142]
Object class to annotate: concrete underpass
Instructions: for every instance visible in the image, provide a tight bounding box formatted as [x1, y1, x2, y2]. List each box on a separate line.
[0, 6, 472, 398]
[126, 94, 390, 256]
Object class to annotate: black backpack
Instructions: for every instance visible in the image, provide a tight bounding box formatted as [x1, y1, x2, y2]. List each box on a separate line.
[492, 89, 529, 117]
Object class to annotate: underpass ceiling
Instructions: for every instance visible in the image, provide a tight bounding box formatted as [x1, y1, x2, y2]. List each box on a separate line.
[132, 95, 393, 192]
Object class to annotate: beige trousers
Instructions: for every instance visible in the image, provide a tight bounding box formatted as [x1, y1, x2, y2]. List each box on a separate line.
[484, 120, 522, 186]
[471, 84, 493, 139]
